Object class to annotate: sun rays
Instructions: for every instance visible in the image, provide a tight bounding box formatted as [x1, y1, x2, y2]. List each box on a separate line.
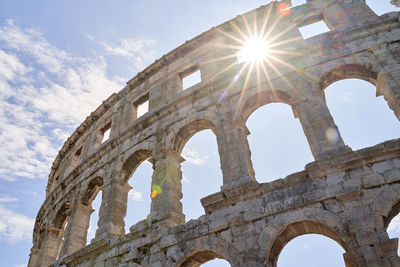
[202, 3, 316, 120]
[236, 37, 271, 64]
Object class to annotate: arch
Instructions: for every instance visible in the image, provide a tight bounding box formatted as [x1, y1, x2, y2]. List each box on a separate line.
[53, 201, 70, 229]
[324, 77, 400, 150]
[245, 102, 314, 181]
[240, 89, 296, 122]
[180, 251, 228, 267]
[277, 233, 346, 267]
[180, 128, 223, 220]
[267, 221, 348, 266]
[175, 235, 240, 267]
[319, 64, 377, 91]
[173, 119, 217, 154]
[81, 176, 104, 206]
[121, 150, 152, 185]
[373, 183, 400, 229]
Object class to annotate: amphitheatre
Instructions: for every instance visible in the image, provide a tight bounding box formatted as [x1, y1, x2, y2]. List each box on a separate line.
[28, 0, 400, 266]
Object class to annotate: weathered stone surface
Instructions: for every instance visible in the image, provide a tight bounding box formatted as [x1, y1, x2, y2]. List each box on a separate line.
[28, 1, 400, 266]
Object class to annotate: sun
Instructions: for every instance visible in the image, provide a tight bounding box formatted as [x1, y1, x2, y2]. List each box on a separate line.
[236, 37, 271, 64]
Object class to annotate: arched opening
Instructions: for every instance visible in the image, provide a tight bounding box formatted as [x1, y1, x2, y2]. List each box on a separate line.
[246, 102, 313, 182]
[268, 221, 348, 267]
[121, 150, 153, 232]
[199, 259, 230, 267]
[179, 251, 231, 267]
[87, 190, 102, 243]
[79, 177, 104, 245]
[82, 176, 104, 244]
[277, 234, 346, 267]
[53, 202, 70, 259]
[125, 160, 153, 232]
[366, 0, 398, 16]
[385, 201, 400, 255]
[324, 78, 400, 150]
[181, 129, 222, 221]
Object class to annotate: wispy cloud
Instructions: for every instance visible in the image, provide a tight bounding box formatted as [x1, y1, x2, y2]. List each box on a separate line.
[182, 175, 190, 183]
[0, 20, 157, 182]
[339, 92, 355, 103]
[100, 36, 157, 70]
[128, 189, 143, 202]
[0, 204, 35, 243]
[0, 196, 18, 202]
[182, 149, 209, 166]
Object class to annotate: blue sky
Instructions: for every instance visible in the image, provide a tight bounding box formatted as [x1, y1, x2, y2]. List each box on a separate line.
[0, 1, 399, 267]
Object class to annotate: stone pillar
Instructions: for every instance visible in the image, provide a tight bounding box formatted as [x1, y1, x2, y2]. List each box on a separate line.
[36, 228, 63, 267]
[94, 182, 131, 240]
[215, 118, 256, 189]
[372, 45, 400, 121]
[59, 203, 94, 256]
[294, 91, 350, 160]
[391, 0, 400, 8]
[150, 149, 185, 226]
[27, 248, 39, 267]
[308, 0, 377, 30]
[351, 238, 400, 266]
[377, 71, 400, 121]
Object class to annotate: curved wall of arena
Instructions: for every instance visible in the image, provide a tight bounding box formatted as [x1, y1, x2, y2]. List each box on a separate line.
[28, 1, 400, 266]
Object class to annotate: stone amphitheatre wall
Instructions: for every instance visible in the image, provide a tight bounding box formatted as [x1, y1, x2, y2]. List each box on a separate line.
[28, 0, 400, 266]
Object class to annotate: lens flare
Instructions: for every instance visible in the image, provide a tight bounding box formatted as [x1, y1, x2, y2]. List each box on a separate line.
[277, 3, 291, 17]
[150, 184, 162, 199]
[326, 127, 339, 144]
[237, 37, 270, 64]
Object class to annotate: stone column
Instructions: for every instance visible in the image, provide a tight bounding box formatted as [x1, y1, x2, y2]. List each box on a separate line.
[391, 0, 400, 8]
[94, 182, 131, 240]
[27, 248, 39, 267]
[350, 238, 400, 266]
[347, 212, 400, 266]
[309, 0, 377, 30]
[377, 71, 400, 121]
[150, 149, 185, 226]
[35, 228, 63, 267]
[373, 45, 400, 121]
[59, 203, 94, 256]
[294, 90, 350, 160]
[215, 117, 256, 189]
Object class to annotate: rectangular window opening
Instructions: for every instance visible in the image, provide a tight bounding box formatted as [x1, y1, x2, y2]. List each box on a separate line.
[137, 100, 149, 118]
[75, 147, 82, 159]
[291, 0, 306, 7]
[182, 68, 201, 90]
[101, 123, 111, 144]
[70, 146, 82, 170]
[298, 20, 331, 39]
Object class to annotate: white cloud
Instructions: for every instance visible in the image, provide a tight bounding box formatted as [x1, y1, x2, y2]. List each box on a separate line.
[100, 36, 156, 70]
[182, 175, 190, 183]
[182, 149, 209, 166]
[0, 20, 156, 182]
[339, 92, 355, 103]
[0, 204, 35, 243]
[0, 196, 18, 202]
[128, 189, 143, 202]
[0, 49, 28, 81]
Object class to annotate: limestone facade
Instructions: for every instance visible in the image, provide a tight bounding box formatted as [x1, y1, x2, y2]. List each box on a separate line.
[28, 0, 400, 266]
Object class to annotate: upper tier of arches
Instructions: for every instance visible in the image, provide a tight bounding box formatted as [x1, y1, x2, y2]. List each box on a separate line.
[29, 1, 400, 266]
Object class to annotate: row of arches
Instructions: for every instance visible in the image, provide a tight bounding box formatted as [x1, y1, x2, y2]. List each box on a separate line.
[173, 213, 399, 267]
[31, 60, 400, 266]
